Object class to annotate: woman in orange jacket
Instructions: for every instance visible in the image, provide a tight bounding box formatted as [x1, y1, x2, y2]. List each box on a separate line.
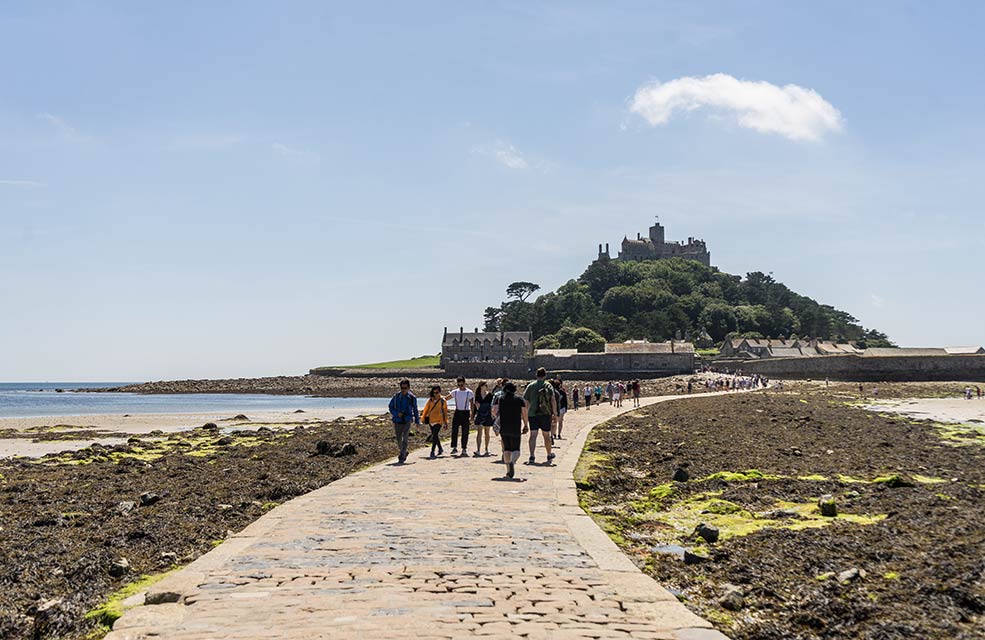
[420, 385, 448, 459]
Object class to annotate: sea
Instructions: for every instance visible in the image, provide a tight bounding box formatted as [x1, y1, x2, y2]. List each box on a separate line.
[0, 383, 394, 419]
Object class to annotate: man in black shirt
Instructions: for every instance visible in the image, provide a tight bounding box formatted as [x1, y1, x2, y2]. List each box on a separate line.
[493, 382, 529, 480]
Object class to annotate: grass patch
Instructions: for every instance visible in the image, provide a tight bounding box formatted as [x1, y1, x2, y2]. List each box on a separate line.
[319, 355, 441, 370]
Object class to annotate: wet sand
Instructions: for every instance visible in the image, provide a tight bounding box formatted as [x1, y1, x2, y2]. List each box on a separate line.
[0, 405, 389, 458]
[863, 397, 985, 424]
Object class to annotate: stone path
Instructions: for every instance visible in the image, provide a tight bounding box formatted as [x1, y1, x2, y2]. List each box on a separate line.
[107, 395, 728, 640]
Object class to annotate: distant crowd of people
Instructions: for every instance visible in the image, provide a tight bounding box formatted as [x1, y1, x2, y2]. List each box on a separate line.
[387, 370, 646, 481]
[699, 374, 769, 392]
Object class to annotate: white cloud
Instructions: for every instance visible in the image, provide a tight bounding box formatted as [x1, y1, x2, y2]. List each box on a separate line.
[37, 112, 82, 139]
[0, 180, 45, 188]
[471, 140, 547, 171]
[271, 142, 320, 164]
[629, 73, 844, 142]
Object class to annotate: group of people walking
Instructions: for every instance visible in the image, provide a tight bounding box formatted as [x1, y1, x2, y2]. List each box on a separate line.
[388, 369, 586, 481]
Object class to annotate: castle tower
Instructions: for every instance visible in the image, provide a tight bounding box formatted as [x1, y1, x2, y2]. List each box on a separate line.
[648, 220, 665, 250]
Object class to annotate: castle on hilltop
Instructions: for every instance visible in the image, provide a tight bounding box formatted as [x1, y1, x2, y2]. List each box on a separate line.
[596, 220, 710, 266]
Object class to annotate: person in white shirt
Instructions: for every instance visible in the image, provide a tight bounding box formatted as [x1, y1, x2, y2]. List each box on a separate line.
[446, 377, 475, 457]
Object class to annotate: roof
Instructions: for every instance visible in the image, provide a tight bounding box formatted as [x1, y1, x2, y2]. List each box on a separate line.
[816, 342, 861, 355]
[604, 341, 695, 354]
[944, 346, 985, 355]
[534, 349, 578, 357]
[443, 331, 530, 346]
[862, 348, 949, 357]
[769, 347, 810, 358]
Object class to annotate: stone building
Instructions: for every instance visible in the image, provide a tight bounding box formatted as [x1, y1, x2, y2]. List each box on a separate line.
[440, 327, 531, 368]
[534, 340, 694, 375]
[596, 220, 710, 266]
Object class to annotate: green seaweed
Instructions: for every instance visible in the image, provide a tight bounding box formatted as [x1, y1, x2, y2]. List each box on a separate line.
[85, 569, 179, 630]
[701, 469, 780, 482]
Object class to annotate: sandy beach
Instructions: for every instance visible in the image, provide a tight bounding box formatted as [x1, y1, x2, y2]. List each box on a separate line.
[0, 406, 390, 458]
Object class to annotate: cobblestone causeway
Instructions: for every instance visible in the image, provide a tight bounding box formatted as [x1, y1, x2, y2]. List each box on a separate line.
[106, 395, 728, 640]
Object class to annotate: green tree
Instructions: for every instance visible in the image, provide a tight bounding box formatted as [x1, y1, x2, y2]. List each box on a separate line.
[556, 326, 606, 352]
[506, 281, 540, 302]
[533, 334, 561, 350]
[699, 303, 739, 341]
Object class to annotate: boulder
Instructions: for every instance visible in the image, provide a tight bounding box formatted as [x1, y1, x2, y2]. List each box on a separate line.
[139, 492, 161, 507]
[695, 523, 720, 543]
[216, 436, 234, 446]
[117, 501, 137, 516]
[109, 557, 130, 577]
[315, 441, 357, 457]
[818, 494, 838, 517]
[720, 584, 745, 611]
[201, 423, 219, 431]
[673, 467, 690, 483]
[683, 550, 709, 565]
[837, 567, 864, 583]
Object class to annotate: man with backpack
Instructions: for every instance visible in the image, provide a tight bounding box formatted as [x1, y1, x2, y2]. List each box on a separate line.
[388, 379, 420, 464]
[523, 367, 557, 465]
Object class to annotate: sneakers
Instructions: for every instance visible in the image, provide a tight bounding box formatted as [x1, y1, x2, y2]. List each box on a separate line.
[506, 462, 515, 478]
[473, 450, 481, 457]
[451, 448, 458, 454]
[547, 452, 556, 462]
[429, 451, 436, 459]
[526, 455, 535, 465]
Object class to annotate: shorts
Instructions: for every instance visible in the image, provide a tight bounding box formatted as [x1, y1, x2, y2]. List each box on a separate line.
[530, 414, 552, 431]
[501, 435, 521, 452]
[613, 393, 621, 400]
[452, 410, 471, 429]
[558, 408, 567, 416]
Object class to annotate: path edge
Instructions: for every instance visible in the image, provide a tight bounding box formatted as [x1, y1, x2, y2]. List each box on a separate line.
[553, 396, 731, 640]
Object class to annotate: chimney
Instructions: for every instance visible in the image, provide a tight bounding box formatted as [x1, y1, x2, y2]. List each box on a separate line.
[606, 243, 609, 253]
[598, 243, 603, 255]
[443, 326, 448, 340]
[474, 327, 478, 333]
[637, 232, 642, 240]
[459, 327, 463, 342]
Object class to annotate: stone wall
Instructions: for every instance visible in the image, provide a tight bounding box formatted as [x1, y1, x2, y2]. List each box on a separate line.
[444, 362, 533, 380]
[444, 351, 695, 380]
[733, 354, 985, 382]
[534, 352, 694, 374]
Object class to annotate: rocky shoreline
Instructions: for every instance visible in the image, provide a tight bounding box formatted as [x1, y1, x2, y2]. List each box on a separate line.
[0, 415, 425, 640]
[77, 374, 719, 398]
[578, 383, 985, 639]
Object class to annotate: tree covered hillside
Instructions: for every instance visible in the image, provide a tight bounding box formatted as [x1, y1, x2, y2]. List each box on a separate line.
[483, 258, 892, 349]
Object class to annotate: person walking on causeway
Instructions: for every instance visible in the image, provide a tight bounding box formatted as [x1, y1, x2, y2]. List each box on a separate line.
[446, 377, 475, 458]
[420, 385, 448, 459]
[388, 379, 419, 465]
[523, 368, 557, 465]
[493, 381, 528, 481]
[473, 381, 495, 457]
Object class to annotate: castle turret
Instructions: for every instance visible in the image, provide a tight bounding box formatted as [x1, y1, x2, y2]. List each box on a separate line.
[648, 220, 665, 249]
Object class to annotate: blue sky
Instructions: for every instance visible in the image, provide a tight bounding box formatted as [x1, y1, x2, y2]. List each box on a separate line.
[2, 1, 983, 381]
